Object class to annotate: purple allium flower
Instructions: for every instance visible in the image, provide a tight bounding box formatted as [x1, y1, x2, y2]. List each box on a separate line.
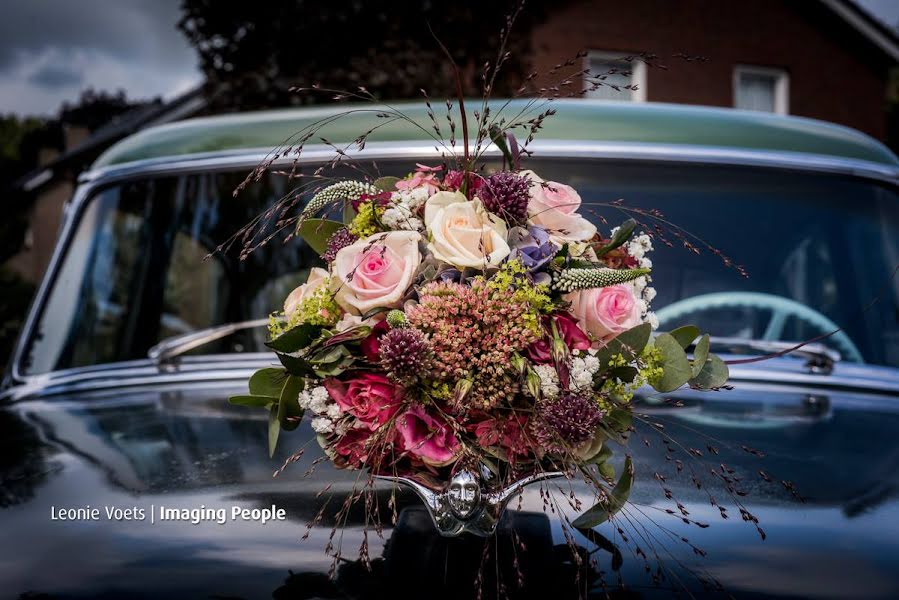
[481, 171, 530, 223]
[508, 226, 557, 274]
[322, 227, 358, 263]
[379, 327, 432, 382]
[532, 392, 603, 453]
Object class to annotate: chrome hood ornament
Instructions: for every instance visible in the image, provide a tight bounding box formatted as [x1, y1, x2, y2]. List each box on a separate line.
[378, 465, 564, 537]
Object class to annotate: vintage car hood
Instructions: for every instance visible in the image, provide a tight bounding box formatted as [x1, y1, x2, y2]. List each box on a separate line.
[2, 378, 899, 599]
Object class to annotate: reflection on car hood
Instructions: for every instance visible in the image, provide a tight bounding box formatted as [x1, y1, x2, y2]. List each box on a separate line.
[2, 380, 899, 599]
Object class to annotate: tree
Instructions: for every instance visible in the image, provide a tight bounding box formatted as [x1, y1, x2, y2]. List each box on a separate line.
[178, 0, 556, 111]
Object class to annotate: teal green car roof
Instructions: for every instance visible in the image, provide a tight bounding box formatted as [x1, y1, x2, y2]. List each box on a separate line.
[93, 99, 899, 169]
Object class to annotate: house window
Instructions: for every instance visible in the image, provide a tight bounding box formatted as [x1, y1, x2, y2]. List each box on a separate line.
[584, 51, 647, 102]
[733, 65, 789, 115]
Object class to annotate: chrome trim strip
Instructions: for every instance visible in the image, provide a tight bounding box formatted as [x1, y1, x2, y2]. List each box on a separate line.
[8, 139, 899, 391]
[79, 139, 899, 185]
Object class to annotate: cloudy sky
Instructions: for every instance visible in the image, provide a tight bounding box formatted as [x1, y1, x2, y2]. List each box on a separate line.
[0, 0, 201, 116]
[0, 1, 898, 118]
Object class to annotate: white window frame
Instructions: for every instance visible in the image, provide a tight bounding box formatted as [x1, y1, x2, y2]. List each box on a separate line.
[733, 65, 790, 115]
[584, 50, 647, 102]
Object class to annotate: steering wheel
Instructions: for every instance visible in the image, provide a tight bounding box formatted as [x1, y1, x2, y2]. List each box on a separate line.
[654, 291, 864, 363]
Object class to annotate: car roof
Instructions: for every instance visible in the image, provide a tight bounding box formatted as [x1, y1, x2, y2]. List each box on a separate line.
[93, 98, 899, 169]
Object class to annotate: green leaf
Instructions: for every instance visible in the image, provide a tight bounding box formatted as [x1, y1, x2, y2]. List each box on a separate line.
[361, 306, 390, 320]
[593, 219, 636, 257]
[589, 444, 613, 466]
[276, 352, 314, 376]
[691, 333, 710, 378]
[228, 395, 277, 408]
[598, 460, 615, 482]
[268, 404, 280, 458]
[277, 375, 305, 432]
[489, 124, 514, 166]
[296, 218, 344, 254]
[668, 325, 700, 349]
[572, 456, 634, 528]
[373, 176, 400, 192]
[690, 353, 729, 389]
[248, 367, 288, 397]
[266, 322, 322, 353]
[343, 201, 357, 225]
[607, 366, 638, 384]
[595, 323, 651, 371]
[651, 333, 693, 392]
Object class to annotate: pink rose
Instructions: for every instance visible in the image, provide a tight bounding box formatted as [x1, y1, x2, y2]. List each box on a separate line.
[565, 284, 642, 343]
[324, 373, 404, 430]
[332, 231, 421, 315]
[527, 312, 592, 364]
[396, 405, 460, 466]
[396, 163, 442, 195]
[521, 170, 596, 245]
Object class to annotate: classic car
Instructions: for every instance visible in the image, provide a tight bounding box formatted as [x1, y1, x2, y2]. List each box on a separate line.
[2, 100, 899, 599]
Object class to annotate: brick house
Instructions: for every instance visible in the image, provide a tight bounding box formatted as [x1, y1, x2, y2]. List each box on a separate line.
[530, 0, 899, 141]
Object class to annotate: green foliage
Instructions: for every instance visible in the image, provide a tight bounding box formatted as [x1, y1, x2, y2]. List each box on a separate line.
[249, 367, 289, 397]
[692, 334, 710, 377]
[691, 353, 730, 389]
[650, 332, 693, 392]
[596, 323, 651, 371]
[266, 322, 323, 353]
[295, 218, 344, 254]
[572, 456, 634, 528]
[593, 219, 636, 258]
[668, 325, 700, 349]
[374, 176, 400, 191]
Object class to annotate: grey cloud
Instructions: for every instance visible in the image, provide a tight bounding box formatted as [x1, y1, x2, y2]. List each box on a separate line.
[27, 64, 84, 89]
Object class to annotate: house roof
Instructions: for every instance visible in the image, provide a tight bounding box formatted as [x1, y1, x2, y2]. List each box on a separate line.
[825, 0, 899, 62]
[92, 99, 899, 170]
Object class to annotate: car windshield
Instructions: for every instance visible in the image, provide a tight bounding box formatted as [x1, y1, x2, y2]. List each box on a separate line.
[19, 157, 899, 375]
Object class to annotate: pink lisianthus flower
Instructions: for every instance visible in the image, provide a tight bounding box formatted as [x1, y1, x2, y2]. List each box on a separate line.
[443, 170, 486, 195]
[396, 404, 460, 466]
[324, 373, 404, 431]
[565, 284, 642, 344]
[527, 312, 592, 364]
[395, 163, 443, 195]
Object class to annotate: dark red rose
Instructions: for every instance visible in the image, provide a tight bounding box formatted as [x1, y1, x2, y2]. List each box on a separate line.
[527, 312, 591, 364]
[361, 319, 390, 362]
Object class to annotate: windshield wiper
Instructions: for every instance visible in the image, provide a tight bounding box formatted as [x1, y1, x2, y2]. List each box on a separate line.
[148, 318, 272, 367]
[706, 336, 841, 375]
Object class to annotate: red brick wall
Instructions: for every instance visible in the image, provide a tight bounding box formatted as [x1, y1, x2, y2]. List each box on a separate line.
[529, 0, 892, 140]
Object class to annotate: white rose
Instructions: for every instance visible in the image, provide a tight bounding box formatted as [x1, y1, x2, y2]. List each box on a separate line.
[521, 170, 597, 246]
[283, 267, 330, 320]
[331, 231, 422, 315]
[424, 191, 510, 268]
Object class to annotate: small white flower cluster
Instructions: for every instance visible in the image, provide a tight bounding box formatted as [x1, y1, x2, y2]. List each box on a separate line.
[298, 384, 343, 434]
[383, 188, 429, 231]
[627, 232, 659, 330]
[533, 364, 561, 400]
[569, 353, 601, 395]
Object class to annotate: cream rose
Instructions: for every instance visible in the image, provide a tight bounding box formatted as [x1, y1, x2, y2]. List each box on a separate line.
[424, 191, 510, 268]
[522, 170, 597, 245]
[283, 267, 330, 320]
[565, 284, 642, 344]
[331, 231, 422, 315]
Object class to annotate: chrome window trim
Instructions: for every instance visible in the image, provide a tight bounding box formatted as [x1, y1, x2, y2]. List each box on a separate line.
[8, 139, 899, 394]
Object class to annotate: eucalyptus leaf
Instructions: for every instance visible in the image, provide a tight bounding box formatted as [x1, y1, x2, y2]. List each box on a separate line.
[572, 456, 634, 528]
[593, 219, 636, 257]
[691, 333, 710, 378]
[248, 367, 289, 398]
[374, 176, 400, 192]
[228, 395, 277, 408]
[266, 322, 322, 353]
[296, 218, 344, 254]
[268, 404, 280, 458]
[668, 325, 701, 349]
[277, 375, 305, 432]
[651, 333, 693, 392]
[276, 352, 314, 376]
[690, 353, 729, 389]
[595, 323, 651, 371]
[607, 366, 638, 384]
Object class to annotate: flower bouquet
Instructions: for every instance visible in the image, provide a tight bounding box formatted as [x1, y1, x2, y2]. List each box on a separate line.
[229, 159, 730, 536]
